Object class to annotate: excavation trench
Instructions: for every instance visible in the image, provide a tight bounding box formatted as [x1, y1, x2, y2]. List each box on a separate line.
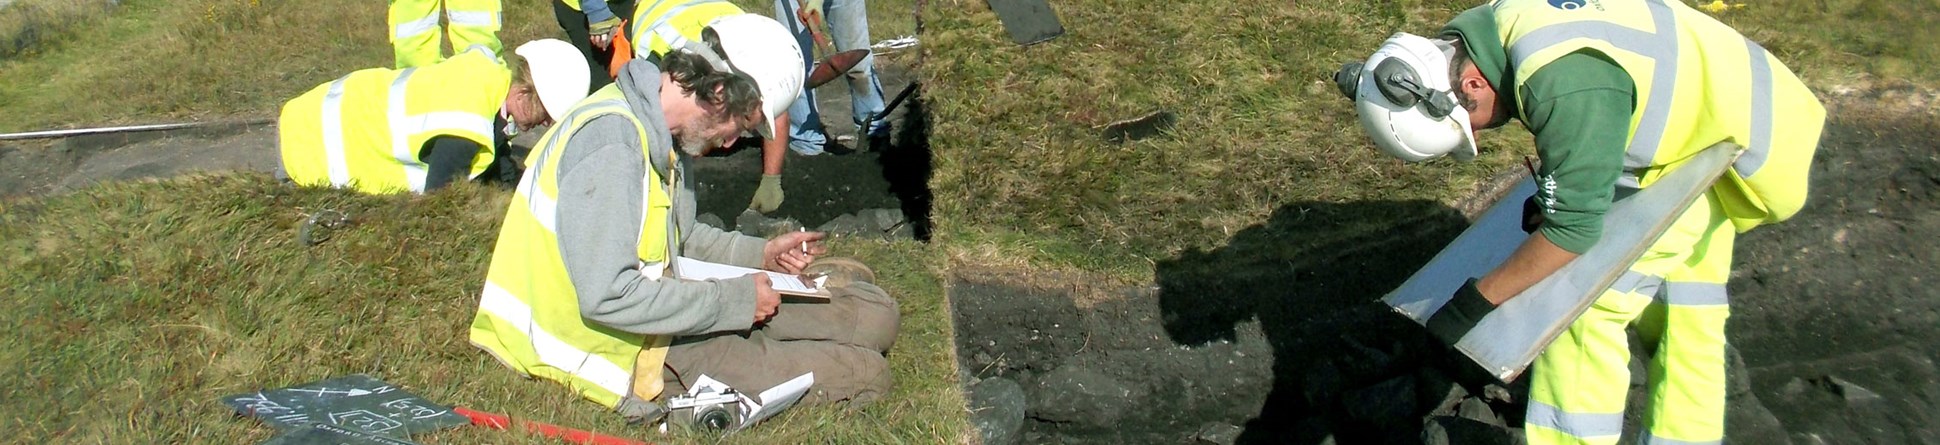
[950, 115, 1940, 445]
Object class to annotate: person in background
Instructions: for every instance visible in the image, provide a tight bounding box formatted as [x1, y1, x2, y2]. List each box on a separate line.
[632, 0, 797, 213]
[388, 0, 502, 68]
[773, 0, 890, 156]
[276, 40, 590, 194]
[556, 0, 638, 92]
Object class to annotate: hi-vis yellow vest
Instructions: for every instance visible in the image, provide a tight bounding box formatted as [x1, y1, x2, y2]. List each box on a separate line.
[1493, 0, 1825, 231]
[629, 0, 740, 58]
[470, 85, 683, 408]
[277, 46, 508, 194]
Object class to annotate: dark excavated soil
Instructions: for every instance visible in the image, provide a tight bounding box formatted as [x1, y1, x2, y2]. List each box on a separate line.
[950, 116, 1940, 444]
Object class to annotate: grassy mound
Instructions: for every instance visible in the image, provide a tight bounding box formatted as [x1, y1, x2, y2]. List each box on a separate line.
[0, 175, 962, 442]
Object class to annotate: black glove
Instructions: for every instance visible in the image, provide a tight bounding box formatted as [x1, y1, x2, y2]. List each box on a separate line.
[1521, 194, 1545, 234]
[1425, 278, 1497, 348]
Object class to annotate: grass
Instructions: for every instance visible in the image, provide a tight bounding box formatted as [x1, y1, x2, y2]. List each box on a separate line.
[0, 176, 962, 443]
[1, 0, 1937, 442]
[0, 0, 956, 443]
[919, 0, 1940, 282]
[0, 0, 115, 61]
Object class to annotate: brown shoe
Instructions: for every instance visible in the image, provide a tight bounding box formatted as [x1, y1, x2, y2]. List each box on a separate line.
[805, 257, 876, 288]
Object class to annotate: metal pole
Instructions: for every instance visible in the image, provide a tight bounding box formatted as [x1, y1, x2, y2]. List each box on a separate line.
[0, 119, 273, 142]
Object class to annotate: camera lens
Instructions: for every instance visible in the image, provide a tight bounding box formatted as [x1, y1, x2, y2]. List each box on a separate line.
[698, 407, 735, 430]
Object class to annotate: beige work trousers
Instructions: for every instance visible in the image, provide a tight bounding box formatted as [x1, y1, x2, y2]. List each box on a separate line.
[661, 281, 899, 405]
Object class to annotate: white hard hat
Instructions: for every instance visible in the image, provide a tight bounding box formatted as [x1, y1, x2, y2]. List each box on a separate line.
[514, 39, 592, 122]
[1340, 32, 1477, 163]
[703, 14, 804, 139]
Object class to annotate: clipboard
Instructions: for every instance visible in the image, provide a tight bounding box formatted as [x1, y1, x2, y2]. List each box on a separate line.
[1382, 142, 1743, 381]
[674, 257, 833, 300]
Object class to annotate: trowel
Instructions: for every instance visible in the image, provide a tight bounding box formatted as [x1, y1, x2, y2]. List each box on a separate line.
[806, 49, 871, 89]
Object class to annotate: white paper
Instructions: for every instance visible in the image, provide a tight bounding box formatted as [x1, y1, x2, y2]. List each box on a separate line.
[683, 372, 814, 431]
[674, 257, 827, 296]
[740, 372, 814, 429]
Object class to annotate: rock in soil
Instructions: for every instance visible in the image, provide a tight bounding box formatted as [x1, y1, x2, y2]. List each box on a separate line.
[1422, 415, 1519, 445]
[968, 377, 1027, 445]
[1192, 421, 1244, 445]
[1025, 366, 1147, 428]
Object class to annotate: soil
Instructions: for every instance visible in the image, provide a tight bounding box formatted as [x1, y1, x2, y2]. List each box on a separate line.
[951, 113, 1940, 444]
[0, 68, 932, 239]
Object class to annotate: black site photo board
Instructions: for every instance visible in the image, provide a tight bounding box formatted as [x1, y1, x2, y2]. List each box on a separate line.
[221, 374, 470, 444]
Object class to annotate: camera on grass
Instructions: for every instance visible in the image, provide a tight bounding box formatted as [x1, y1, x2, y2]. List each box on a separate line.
[666, 387, 747, 431]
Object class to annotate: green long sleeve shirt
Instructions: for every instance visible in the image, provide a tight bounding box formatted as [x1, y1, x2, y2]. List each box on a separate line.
[1444, 6, 1638, 254]
[1519, 50, 1637, 254]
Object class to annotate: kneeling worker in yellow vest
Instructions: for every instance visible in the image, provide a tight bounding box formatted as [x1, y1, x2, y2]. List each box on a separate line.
[276, 40, 591, 194]
[469, 14, 899, 423]
[1334, 0, 1823, 443]
[630, 0, 796, 213]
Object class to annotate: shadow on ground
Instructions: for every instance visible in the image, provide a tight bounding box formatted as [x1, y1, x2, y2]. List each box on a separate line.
[684, 85, 932, 240]
[1155, 200, 1474, 444]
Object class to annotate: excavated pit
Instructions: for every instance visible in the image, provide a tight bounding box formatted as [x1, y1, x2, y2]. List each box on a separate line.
[950, 116, 1940, 444]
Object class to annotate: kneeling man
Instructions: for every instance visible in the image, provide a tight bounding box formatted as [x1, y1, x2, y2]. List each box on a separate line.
[468, 14, 898, 421]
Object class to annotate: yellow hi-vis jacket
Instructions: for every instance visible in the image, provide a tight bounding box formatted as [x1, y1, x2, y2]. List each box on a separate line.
[469, 85, 682, 408]
[276, 47, 508, 194]
[629, 0, 741, 59]
[1493, 0, 1825, 232]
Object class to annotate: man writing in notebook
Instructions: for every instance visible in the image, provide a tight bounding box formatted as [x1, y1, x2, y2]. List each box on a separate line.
[467, 14, 899, 425]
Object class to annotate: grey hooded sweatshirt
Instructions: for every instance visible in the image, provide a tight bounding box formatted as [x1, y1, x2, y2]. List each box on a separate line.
[550, 60, 768, 336]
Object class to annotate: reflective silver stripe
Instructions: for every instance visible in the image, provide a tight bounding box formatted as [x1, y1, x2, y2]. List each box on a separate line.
[1663, 281, 1729, 306]
[1609, 269, 1663, 296]
[1526, 400, 1623, 439]
[479, 281, 633, 397]
[1643, 433, 1723, 445]
[319, 77, 353, 186]
[643, 0, 727, 52]
[1508, 0, 1679, 171]
[523, 127, 562, 234]
[446, 10, 499, 27]
[458, 44, 496, 58]
[524, 99, 633, 233]
[387, 69, 429, 192]
[527, 184, 560, 234]
[1617, 171, 1643, 190]
[1737, 40, 1773, 178]
[393, 14, 440, 39]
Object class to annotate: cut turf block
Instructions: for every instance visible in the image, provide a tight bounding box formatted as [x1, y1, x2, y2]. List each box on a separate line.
[988, 0, 1064, 45]
[1100, 110, 1178, 144]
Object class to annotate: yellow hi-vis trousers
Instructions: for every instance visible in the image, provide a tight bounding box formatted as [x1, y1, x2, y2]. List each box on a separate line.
[1526, 192, 1734, 445]
[389, 0, 503, 68]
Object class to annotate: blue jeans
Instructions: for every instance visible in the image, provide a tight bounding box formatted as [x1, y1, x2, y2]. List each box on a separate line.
[773, 0, 888, 155]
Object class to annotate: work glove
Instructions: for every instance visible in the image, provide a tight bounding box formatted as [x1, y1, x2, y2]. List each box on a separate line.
[1424, 278, 1497, 348]
[1521, 195, 1545, 234]
[794, 0, 832, 52]
[748, 174, 785, 213]
[589, 17, 623, 49]
[797, 0, 826, 22]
